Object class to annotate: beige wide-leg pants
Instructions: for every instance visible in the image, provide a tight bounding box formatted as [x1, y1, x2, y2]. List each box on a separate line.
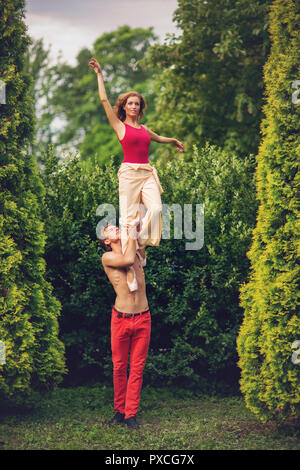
[118, 163, 163, 291]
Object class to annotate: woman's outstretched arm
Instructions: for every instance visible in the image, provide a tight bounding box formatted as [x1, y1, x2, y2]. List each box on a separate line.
[143, 125, 184, 152]
[88, 57, 124, 138]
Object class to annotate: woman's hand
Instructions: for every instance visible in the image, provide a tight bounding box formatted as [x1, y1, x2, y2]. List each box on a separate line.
[88, 57, 102, 75]
[172, 139, 184, 152]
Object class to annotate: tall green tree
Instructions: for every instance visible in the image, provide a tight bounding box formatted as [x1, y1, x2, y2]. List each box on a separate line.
[0, 0, 67, 399]
[141, 0, 272, 161]
[23, 37, 63, 166]
[237, 0, 300, 423]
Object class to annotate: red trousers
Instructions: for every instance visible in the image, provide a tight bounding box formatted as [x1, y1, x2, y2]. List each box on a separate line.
[111, 307, 151, 419]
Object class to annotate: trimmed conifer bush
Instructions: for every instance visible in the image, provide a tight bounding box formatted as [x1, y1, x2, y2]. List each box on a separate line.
[237, 0, 300, 422]
[0, 0, 67, 399]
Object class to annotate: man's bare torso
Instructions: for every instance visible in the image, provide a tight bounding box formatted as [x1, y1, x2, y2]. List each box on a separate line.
[103, 254, 149, 313]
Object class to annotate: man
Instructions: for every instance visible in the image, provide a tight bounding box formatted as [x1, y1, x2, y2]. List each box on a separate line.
[99, 223, 151, 430]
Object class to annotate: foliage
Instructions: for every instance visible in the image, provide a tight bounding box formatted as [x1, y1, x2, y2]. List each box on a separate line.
[236, 0, 300, 423]
[23, 37, 62, 166]
[0, 0, 67, 399]
[40, 142, 257, 390]
[140, 0, 272, 162]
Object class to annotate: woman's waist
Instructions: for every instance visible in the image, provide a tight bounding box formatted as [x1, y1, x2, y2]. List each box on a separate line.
[118, 162, 156, 172]
[118, 162, 153, 176]
[118, 162, 164, 195]
[122, 157, 149, 164]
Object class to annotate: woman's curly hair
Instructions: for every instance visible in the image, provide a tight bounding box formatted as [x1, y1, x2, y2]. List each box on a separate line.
[114, 91, 147, 122]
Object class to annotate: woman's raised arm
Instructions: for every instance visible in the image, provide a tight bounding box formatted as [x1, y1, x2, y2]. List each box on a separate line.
[88, 57, 124, 138]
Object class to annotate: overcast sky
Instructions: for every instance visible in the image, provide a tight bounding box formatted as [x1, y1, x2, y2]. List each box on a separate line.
[24, 0, 180, 65]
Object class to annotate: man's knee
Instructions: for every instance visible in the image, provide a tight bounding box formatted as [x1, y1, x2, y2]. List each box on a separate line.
[112, 358, 128, 374]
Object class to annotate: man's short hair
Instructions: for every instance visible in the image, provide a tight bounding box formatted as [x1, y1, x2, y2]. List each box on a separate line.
[98, 223, 112, 251]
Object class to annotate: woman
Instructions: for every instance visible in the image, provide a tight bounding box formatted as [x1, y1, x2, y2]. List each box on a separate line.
[88, 57, 184, 291]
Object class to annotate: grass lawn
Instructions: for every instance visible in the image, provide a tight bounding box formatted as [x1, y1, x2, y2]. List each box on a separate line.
[0, 384, 299, 450]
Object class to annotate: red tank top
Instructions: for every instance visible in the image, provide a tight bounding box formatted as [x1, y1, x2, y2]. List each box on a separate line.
[118, 123, 151, 164]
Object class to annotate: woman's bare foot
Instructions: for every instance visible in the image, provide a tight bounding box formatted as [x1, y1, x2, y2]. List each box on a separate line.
[137, 247, 146, 266]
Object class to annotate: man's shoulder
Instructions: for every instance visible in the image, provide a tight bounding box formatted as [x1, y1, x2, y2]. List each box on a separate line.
[101, 251, 125, 269]
[102, 252, 112, 266]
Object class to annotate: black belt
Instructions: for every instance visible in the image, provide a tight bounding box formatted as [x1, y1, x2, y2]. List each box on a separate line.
[113, 306, 150, 318]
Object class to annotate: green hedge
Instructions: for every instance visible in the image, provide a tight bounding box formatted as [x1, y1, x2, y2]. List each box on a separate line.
[41, 142, 257, 391]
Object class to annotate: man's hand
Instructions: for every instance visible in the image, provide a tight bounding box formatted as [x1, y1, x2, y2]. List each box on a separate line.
[128, 223, 140, 240]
